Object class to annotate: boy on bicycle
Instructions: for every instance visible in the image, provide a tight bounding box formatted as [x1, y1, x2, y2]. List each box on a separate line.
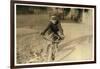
[41, 15, 64, 61]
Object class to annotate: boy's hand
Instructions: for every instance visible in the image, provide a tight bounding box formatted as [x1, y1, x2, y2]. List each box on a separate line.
[60, 35, 65, 40]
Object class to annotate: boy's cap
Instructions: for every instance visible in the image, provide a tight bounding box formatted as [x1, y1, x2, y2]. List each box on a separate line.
[51, 16, 57, 20]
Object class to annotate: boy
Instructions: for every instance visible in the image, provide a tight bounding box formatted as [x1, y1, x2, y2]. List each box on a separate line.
[41, 15, 64, 61]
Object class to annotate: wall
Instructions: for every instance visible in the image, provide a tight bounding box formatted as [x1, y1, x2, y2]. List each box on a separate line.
[0, 0, 100, 69]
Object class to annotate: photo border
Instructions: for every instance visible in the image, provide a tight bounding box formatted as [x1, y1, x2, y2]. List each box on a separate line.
[10, 0, 96, 69]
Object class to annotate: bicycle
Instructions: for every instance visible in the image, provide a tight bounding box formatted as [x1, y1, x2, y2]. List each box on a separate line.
[41, 33, 64, 61]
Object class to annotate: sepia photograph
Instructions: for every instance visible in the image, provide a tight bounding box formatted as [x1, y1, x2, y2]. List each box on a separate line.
[10, 1, 96, 68]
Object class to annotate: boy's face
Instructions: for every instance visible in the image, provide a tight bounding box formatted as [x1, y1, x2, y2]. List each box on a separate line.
[51, 16, 57, 24]
[51, 16, 57, 20]
[52, 19, 56, 24]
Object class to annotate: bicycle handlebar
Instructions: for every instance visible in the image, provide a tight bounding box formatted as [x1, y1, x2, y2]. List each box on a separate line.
[41, 35, 62, 43]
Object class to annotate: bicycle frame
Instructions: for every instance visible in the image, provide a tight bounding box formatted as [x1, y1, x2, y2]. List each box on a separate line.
[41, 35, 61, 61]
